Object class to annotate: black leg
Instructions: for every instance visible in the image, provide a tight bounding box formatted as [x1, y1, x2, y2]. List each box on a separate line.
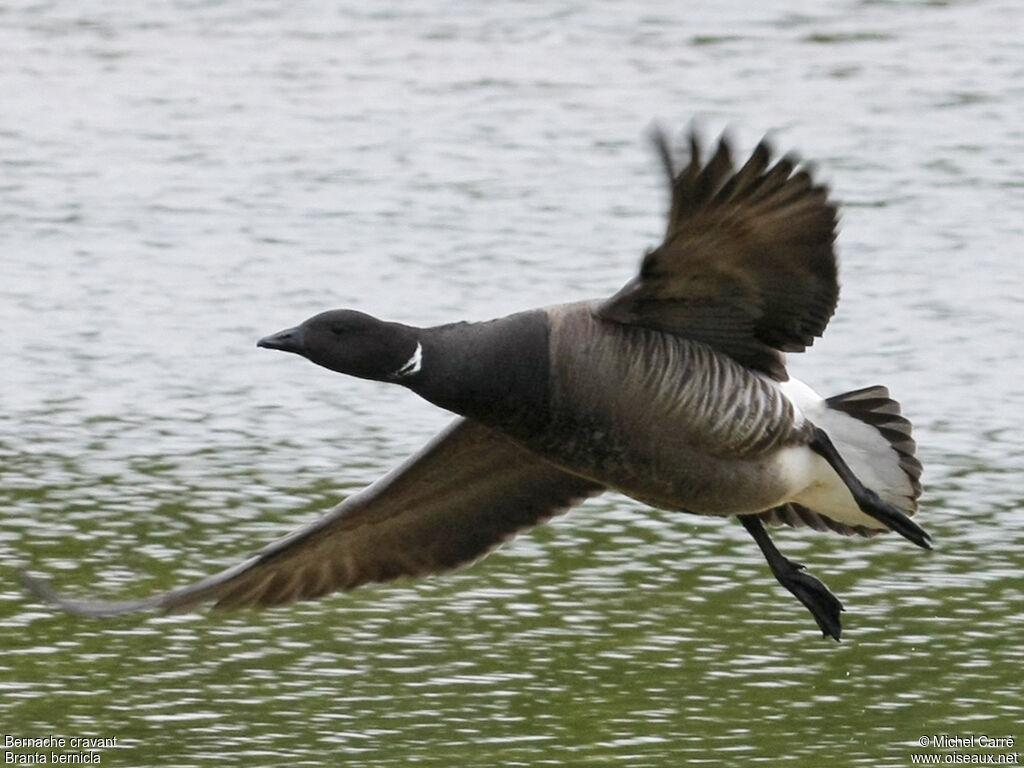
[739, 515, 844, 641]
[809, 426, 932, 550]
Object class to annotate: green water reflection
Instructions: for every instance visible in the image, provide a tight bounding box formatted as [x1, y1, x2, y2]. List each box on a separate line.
[2, 456, 1021, 766]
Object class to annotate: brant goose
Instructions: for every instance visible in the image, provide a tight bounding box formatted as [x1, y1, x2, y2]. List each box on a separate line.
[23, 127, 926, 640]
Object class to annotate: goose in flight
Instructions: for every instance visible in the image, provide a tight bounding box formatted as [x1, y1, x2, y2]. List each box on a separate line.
[23, 127, 926, 640]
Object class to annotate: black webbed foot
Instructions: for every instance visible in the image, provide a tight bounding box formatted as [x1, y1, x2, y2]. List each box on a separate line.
[856, 486, 931, 550]
[740, 515, 844, 641]
[809, 426, 931, 550]
[768, 556, 844, 641]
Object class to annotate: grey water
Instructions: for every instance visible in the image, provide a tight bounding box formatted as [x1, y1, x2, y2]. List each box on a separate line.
[2, 1, 1022, 766]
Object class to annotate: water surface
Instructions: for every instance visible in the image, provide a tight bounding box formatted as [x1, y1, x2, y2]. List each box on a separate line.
[2, 1, 1022, 766]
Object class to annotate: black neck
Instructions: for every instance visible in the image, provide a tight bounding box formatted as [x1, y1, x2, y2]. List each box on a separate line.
[406, 310, 551, 435]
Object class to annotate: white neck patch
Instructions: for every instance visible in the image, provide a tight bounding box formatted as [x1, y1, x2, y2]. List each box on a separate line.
[393, 341, 423, 379]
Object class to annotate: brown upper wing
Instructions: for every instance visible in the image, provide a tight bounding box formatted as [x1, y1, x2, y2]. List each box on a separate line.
[22, 418, 603, 616]
[598, 127, 840, 380]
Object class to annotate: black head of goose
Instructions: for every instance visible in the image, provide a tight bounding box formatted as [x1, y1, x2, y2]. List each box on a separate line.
[257, 309, 423, 382]
[23, 127, 926, 641]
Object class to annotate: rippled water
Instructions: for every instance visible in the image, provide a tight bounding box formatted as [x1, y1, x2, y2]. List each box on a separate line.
[2, 1, 1022, 766]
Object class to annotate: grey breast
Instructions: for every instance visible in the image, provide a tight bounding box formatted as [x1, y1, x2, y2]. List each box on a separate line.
[529, 302, 805, 516]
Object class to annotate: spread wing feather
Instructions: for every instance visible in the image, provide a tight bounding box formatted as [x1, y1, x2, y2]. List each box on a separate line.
[22, 419, 604, 616]
[598, 127, 840, 380]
